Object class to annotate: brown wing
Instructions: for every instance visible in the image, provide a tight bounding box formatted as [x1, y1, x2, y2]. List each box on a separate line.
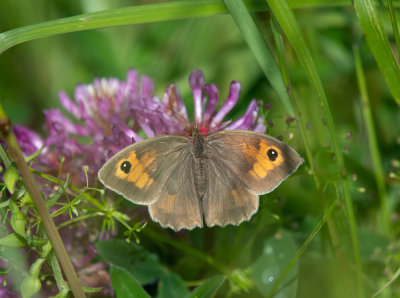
[202, 156, 259, 227]
[202, 130, 303, 227]
[148, 153, 203, 231]
[98, 135, 189, 205]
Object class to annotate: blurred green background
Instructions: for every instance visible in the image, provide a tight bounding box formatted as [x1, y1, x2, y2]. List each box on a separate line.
[1, 0, 400, 297]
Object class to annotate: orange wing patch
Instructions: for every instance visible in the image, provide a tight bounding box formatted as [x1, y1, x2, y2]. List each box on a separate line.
[164, 194, 176, 213]
[243, 139, 284, 179]
[115, 150, 156, 189]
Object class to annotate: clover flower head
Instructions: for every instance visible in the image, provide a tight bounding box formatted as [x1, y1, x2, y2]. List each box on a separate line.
[14, 69, 265, 181]
[7, 69, 267, 297]
[160, 69, 266, 136]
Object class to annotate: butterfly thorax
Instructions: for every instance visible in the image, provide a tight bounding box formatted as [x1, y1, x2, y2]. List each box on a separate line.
[192, 128, 206, 158]
[191, 128, 207, 199]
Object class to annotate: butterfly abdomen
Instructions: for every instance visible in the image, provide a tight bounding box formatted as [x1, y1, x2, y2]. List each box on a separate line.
[191, 129, 208, 199]
[193, 157, 207, 199]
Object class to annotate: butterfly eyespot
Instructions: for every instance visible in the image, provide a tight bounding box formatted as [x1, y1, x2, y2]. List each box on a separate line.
[267, 149, 278, 161]
[120, 161, 132, 174]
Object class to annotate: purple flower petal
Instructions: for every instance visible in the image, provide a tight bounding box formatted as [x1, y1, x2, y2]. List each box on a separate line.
[210, 81, 241, 127]
[13, 125, 44, 155]
[189, 70, 205, 123]
[203, 83, 219, 121]
[59, 92, 81, 118]
[226, 99, 259, 130]
[74, 85, 92, 119]
[126, 70, 139, 95]
[140, 75, 154, 98]
[44, 109, 85, 136]
[110, 115, 142, 143]
[253, 116, 266, 133]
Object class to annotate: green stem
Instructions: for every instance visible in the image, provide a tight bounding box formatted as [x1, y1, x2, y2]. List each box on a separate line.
[0, 110, 85, 298]
[353, 45, 390, 235]
[56, 213, 99, 230]
[270, 15, 318, 189]
[48, 249, 69, 295]
[31, 168, 105, 210]
[270, 6, 344, 266]
[266, 0, 363, 296]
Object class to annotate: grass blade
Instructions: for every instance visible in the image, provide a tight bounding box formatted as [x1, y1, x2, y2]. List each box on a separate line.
[353, 45, 389, 235]
[267, 200, 338, 298]
[386, 0, 400, 60]
[354, 0, 400, 104]
[0, 0, 268, 55]
[266, 0, 364, 296]
[223, 0, 294, 115]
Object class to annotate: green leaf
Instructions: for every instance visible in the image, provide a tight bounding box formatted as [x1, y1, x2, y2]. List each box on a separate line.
[4, 165, 19, 194]
[111, 266, 150, 298]
[157, 271, 188, 298]
[21, 275, 41, 298]
[250, 230, 298, 298]
[9, 200, 27, 238]
[223, 0, 294, 115]
[187, 275, 226, 298]
[0, 233, 26, 247]
[96, 240, 162, 285]
[354, 0, 400, 104]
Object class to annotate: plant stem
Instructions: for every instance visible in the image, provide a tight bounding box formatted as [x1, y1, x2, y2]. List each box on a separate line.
[266, 0, 364, 296]
[0, 108, 85, 298]
[353, 45, 390, 235]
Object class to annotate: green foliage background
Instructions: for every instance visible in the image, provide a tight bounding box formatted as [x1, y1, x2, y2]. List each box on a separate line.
[0, 0, 400, 297]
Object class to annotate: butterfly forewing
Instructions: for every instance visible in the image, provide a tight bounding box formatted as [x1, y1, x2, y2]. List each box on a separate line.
[98, 135, 189, 205]
[205, 130, 303, 195]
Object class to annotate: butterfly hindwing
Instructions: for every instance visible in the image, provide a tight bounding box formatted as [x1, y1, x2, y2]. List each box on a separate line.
[148, 153, 203, 231]
[202, 154, 259, 227]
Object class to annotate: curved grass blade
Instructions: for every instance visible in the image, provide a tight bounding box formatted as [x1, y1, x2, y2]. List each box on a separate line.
[0, 0, 267, 55]
[386, 0, 400, 60]
[265, 0, 364, 296]
[223, 0, 294, 115]
[354, 0, 400, 104]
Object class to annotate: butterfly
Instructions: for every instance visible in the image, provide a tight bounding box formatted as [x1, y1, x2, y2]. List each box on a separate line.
[98, 128, 303, 231]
